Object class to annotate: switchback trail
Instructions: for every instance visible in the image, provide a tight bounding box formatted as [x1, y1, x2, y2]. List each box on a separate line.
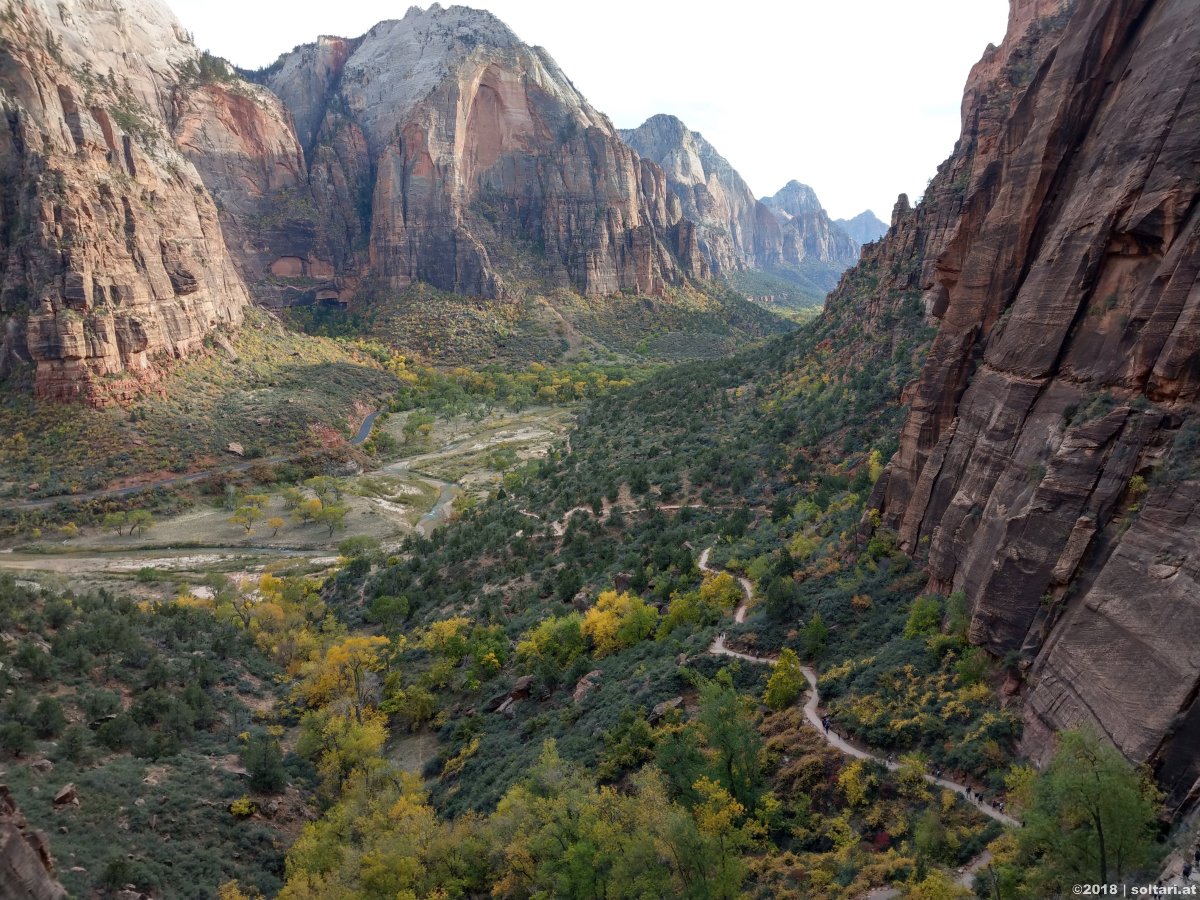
[699, 547, 1021, 830]
[0, 410, 381, 513]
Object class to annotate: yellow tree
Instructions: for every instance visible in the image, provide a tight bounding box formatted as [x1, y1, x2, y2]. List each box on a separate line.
[299, 635, 390, 721]
[699, 572, 743, 611]
[763, 648, 806, 711]
[582, 590, 657, 657]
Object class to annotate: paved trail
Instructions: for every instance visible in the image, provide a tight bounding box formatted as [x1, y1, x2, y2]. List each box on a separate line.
[699, 546, 1022, 838]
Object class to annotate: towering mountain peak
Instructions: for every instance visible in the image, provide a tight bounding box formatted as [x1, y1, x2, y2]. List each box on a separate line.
[228, 5, 690, 303]
[836, 210, 888, 245]
[763, 180, 824, 220]
[621, 114, 740, 189]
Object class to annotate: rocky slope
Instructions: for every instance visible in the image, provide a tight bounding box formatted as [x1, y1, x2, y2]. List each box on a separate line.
[762, 180, 860, 278]
[0, 0, 249, 404]
[0, 786, 66, 900]
[854, 0, 1200, 810]
[835, 210, 888, 245]
[621, 117, 861, 297]
[618, 114, 781, 276]
[222, 4, 701, 305]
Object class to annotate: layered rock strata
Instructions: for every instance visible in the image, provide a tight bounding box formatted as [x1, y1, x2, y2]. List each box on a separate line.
[856, 0, 1200, 808]
[0, 0, 248, 403]
[243, 5, 697, 302]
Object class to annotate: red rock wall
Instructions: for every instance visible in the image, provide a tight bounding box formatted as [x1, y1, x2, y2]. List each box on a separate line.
[862, 0, 1200, 807]
[0, 0, 249, 405]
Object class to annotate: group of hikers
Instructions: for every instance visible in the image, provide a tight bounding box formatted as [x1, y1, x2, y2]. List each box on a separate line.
[1180, 844, 1200, 882]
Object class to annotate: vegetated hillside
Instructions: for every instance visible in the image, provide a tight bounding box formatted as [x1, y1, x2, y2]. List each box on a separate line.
[0, 573, 301, 898]
[0, 309, 398, 528]
[858, 0, 1200, 811]
[289, 278, 793, 369]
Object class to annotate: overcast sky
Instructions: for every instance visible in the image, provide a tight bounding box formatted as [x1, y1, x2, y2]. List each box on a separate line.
[166, 0, 1009, 221]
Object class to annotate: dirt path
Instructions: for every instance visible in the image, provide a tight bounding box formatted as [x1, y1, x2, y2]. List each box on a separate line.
[0, 410, 381, 513]
[699, 546, 1020, 833]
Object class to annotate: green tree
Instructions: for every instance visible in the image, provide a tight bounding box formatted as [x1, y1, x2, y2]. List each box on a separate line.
[31, 696, 66, 738]
[305, 476, 339, 504]
[0, 721, 34, 756]
[128, 511, 154, 540]
[697, 671, 762, 808]
[1015, 729, 1162, 891]
[904, 595, 942, 639]
[242, 733, 287, 793]
[802, 611, 829, 658]
[230, 505, 261, 534]
[763, 648, 806, 711]
[315, 503, 348, 538]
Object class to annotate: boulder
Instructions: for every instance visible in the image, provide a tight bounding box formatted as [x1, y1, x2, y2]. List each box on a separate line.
[572, 670, 603, 703]
[51, 785, 76, 809]
[0, 784, 68, 899]
[648, 697, 683, 724]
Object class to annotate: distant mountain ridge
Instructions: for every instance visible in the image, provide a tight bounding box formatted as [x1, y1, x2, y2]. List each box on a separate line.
[835, 210, 888, 244]
[620, 119, 861, 306]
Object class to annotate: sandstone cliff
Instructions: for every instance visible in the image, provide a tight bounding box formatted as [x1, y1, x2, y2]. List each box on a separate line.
[230, 4, 698, 303]
[618, 114, 781, 276]
[0, 0, 248, 404]
[0, 786, 66, 900]
[620, 117, 861, 299]
[854, 0, 1200, 809]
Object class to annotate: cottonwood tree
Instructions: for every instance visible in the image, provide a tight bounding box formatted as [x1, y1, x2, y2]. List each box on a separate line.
[993, 728, 1162, 895]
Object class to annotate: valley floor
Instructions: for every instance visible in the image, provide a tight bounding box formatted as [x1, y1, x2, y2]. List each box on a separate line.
[0, 406, 573, 584]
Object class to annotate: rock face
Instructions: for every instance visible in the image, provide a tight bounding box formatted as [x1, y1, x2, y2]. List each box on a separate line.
[857, 0, 1200, 808]
[621, 116, 861, 295]
[0, 785, 67, 900]
[230, 4, 697, 303]
[0, 0, 249, 404]
[618, 114, 779, 276]
[172, 78, 327, 309]
[835, 210, 888, 245]
[762, 180, 860, 277]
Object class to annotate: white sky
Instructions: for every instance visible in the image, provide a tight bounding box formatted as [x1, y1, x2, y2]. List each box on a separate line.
[166, 0, 1009, 221]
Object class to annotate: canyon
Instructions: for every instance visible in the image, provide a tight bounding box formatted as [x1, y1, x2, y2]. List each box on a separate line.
[0, 0, 1199, 894]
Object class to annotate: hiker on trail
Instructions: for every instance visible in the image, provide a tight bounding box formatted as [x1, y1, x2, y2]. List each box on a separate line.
[1194, 845, 1200, 865]
[1183, 862, 1192, 881]
[822, 715, 830, 733]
